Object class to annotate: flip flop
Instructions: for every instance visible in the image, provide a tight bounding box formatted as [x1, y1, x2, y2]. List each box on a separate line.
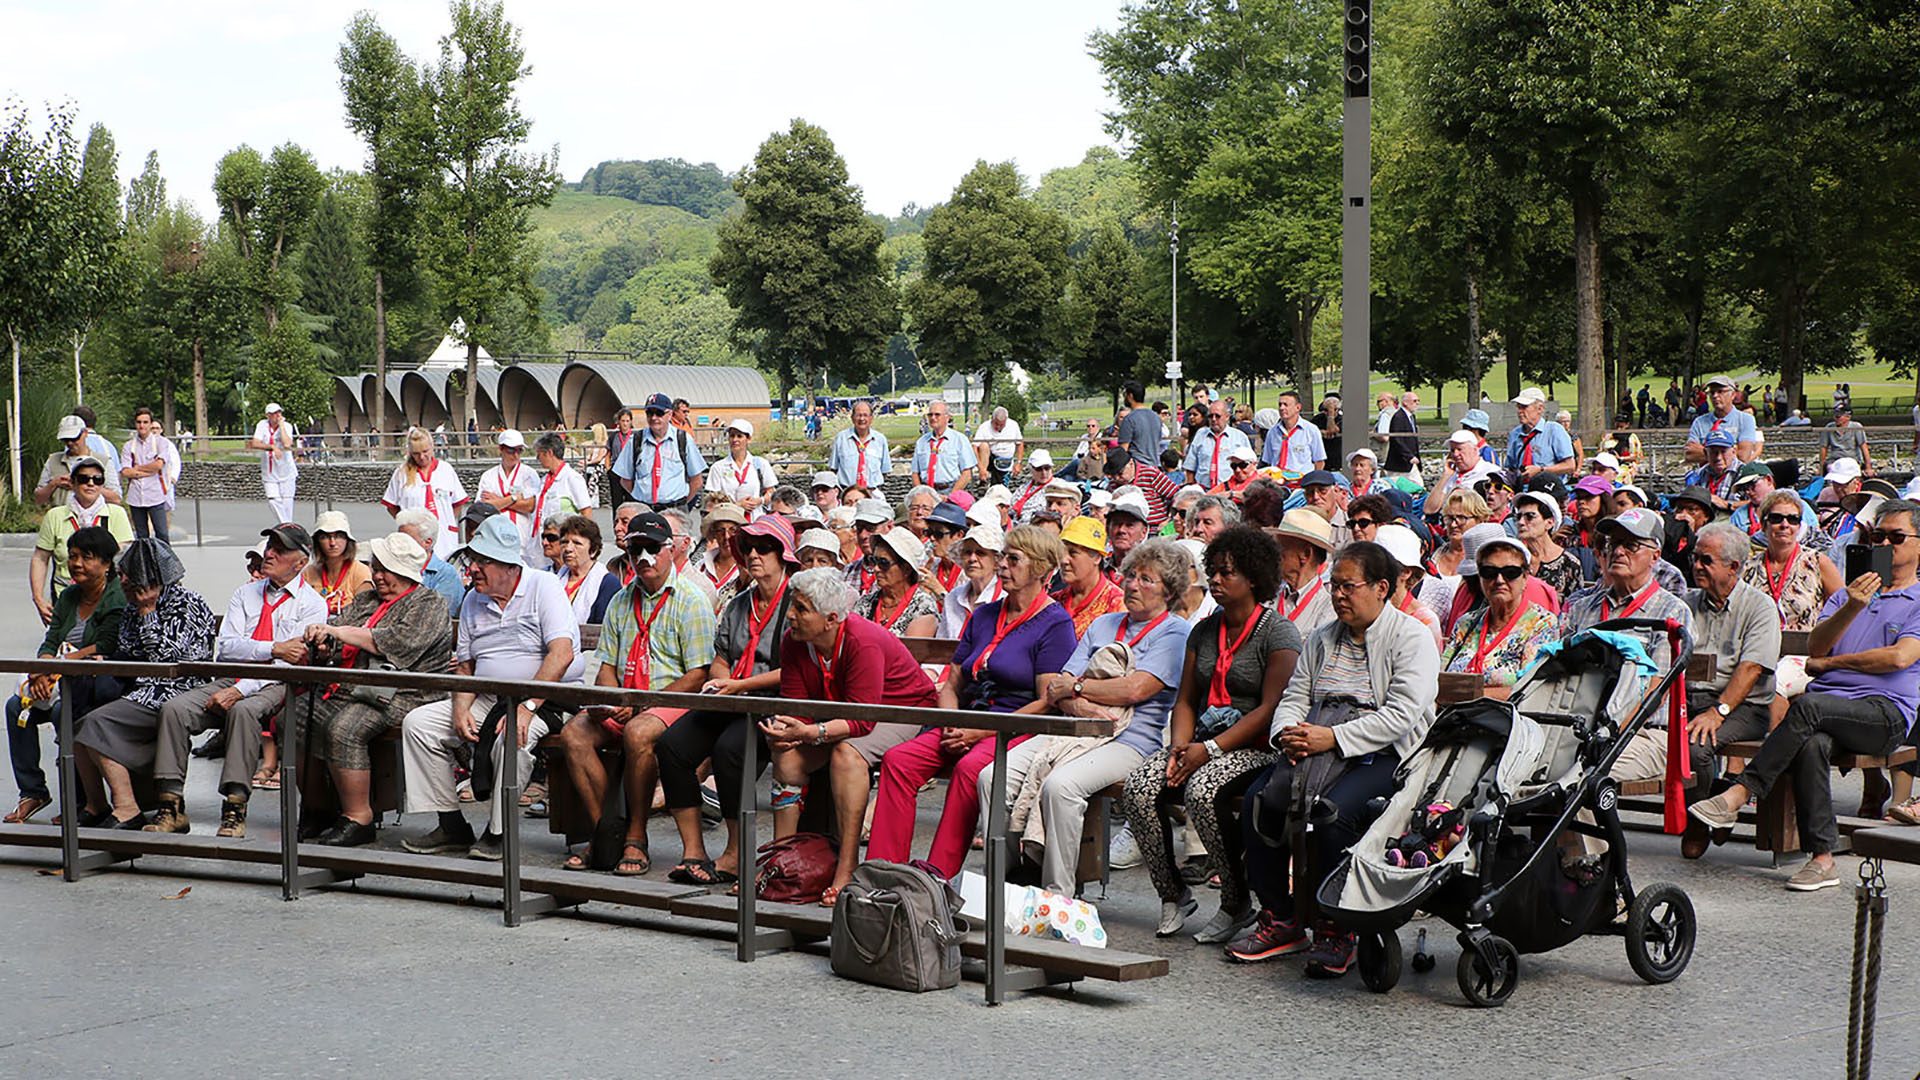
[819, 884, 843, 907]
[562, 846, 594, 872]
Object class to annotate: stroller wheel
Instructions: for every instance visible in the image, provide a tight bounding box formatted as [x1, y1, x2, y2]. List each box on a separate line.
[1456, 934, 1520, 1008]
[1625, 882, 1696, 984]
[1357, 931, 1402, 993]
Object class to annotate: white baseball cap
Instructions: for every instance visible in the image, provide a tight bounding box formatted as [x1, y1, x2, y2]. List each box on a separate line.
[56, 415, 85, 440]
[1372, 524, 1423, 570]
[1226, 445, 1259, 465]
[725, 418, 755, 438]
[1447, 430, 1478, 446]
[1511, 388, 1547, 407]
[1826, 458, 1864, 485]
[264, 403, 283, 414]
[811, 471, 839, 489]
[853, 498, 893, 525]
[1028, 448, 1054, 469]
[497, 428, 526, 448]
[1088, 488, 1113, 509]
[1346, 447, 1378, 466]
[1107, 491, 1152, 523]
[1590, 451, 1620, 471]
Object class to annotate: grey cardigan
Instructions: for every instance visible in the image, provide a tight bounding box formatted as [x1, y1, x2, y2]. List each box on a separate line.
[1269, 601, 1438, 761]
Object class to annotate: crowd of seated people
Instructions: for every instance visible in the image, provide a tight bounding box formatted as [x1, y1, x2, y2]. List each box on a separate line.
[12, 388, 1919, 987]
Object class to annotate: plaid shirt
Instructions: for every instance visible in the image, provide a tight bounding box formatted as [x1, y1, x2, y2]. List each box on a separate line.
[118, 585, 215, 709]
[596, 570, 717, 689]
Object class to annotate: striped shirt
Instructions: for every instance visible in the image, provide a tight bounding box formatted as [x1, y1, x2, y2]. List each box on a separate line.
[1318, 629, 1376, 706]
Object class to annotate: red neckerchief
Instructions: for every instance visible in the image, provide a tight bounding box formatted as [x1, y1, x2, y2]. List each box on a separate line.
[253, 588, 291, 640]
[1600, 579, 1660, 622]
[650, 434, 668, 502]
[1764, 544, 1800, 615]
[814, 620, 849, 697]
[1208, 608, 1265, 707]
[334, 586, 415, 674]
[732, 577, 787, 679]
[534, 469, 560, 529]
[925, 433, 945, 486]
[1274, 423, 1297, 470]
[1519, 428, 1539, 469]
[731, 454, 755, 491]
[870, 587, 917, 633]
[1285, 579, 1324, 622]
[1118, 609, 1172, 648]
[620, 584, 673, 690]
[564, 569, 591, 602]
[970, 589, 1052, 677]
[1061, 578, 1123, 625]
[1466, 602, 1527, 676]
[316, 562, 353, 615]
[1012, 481, 1044, 517]
[704, 558, 740, 593]
[496, 462, 525, 525]
[417, 458, 449, 538]
[853, 433, 873, 487]
[937, 561, 963, 591]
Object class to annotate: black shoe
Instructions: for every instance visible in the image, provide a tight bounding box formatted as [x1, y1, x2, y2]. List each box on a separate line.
[467, 832, 505, 861]
[317, 817, 377, 847]
[78, 807, 116, 828]
[297, 810, 334, 842]
[402, 823, 477, 854]
[113, 812, 150, 831]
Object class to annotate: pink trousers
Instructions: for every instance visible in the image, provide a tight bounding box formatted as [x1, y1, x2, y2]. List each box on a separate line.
[867, 730, 1030, 877]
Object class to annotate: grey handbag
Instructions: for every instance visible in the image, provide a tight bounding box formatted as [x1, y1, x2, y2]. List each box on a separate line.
[831, 860, 969, 993]
[347, 661, 402, 708]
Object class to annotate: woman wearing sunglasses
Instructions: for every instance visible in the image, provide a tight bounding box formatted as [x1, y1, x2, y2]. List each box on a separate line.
[1439, 534, 1559, 700]
[853, 530, 940, 638]
[1741, 490, 1843, 631]
[30, 457, 133, 622]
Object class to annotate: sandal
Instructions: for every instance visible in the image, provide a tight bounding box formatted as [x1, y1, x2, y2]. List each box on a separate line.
[819, 884, 843, 907]
[1886, 796, 1920, 826]
[562, 846, 594, 872]
[5, 796, 51, 824]
[667, 858, 737, 886]
[251, 766, 281, 791]
[612, 843, 651, 876]
[519, 782, 547, 808]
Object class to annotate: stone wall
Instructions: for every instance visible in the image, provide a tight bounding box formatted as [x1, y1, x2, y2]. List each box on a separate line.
[176, 462, 607, 504]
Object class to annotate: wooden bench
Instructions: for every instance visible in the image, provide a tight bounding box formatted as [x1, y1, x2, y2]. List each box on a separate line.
[1717, 740, 1917, 855]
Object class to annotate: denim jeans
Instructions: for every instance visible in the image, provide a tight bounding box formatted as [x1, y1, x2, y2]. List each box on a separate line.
[5, 675, 124, 803]
[127, 503, 170, 540]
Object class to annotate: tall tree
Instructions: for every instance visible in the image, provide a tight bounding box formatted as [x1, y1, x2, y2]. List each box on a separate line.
[418, 0, 559, 428]
[340, 11, 426, 439]
[299, 186, 375, 373]
[1064, 220, 1156, 406]
[63, 122, 130, 404]
[709, 119, 897, 410]
[1422, 0, 1680, 433]
[125, 149, 165, 232]
[214, 141, 325, 330]
[905, 160, 1068, 409]
[0, 102, 80, 495]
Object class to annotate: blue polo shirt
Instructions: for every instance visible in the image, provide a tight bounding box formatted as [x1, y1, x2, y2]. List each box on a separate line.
[1809, 581, 1920, 717]
[1063, 611, 1192, 756]
[1688, 408, 1757, 448]
[1183, 426, 1253, 488]
[828, 428, 890, 490]
[1504, 421, 1575, 473]
[613, 427, 707, 504]
[913, 428, 977, 487]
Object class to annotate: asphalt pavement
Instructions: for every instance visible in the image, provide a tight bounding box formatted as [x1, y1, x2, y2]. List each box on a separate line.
[1, 503, 1917, 1078]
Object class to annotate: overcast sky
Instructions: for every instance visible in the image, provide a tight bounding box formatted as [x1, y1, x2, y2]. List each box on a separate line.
[5, 0, 1130, 220]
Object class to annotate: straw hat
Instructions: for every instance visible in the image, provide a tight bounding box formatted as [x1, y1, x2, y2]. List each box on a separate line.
[1273, 508, 1334, 552]
[368, 531, 428, 584]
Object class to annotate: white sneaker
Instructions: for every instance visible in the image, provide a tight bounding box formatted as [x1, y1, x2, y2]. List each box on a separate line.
[1109, 822, 1144, 870]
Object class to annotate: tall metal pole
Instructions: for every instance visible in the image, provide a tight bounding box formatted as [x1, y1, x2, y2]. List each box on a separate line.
[1339, 3, 1373, 421]
[1169, 202, 1182, 409]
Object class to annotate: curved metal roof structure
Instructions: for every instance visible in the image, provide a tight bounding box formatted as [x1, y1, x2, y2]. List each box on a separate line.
[401, 371, 451, 430]
[328, 376, 367, 435]
[556, 362, 770, 428]
[495, 363, 569, 431]
[446, 367, 505, 432]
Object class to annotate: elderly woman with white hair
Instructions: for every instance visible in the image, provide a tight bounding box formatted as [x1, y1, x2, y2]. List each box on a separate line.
[382, 427, 470, 560]
[294, 532, 453, 846]
[762, 567, 937, 904]
[976, 537, 1194, 896]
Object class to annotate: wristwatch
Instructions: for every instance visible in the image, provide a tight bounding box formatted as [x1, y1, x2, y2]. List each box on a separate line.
[1714, 702, 1731, 718]
[1202, 738, 1222, 759]
[1072, 678, 1087, 698]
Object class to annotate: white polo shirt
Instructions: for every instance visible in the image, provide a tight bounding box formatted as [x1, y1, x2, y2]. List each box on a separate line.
[458, 567, 585, 684]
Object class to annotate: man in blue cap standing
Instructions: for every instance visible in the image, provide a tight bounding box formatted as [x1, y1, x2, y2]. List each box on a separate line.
[614, 392, 707, 512]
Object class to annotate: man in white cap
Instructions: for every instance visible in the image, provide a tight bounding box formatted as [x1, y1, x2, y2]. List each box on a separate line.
[827, 398, 889, 492]
[248, 403, 299, 522]
[1260, 389, 1326, 473]
[145, 522, 328, 838]
[1684, 375, 1759, 464]
[810, 471, 841, 515]
[1183, 399, 1253, 490]
[400, 513, 582, 859]
[1817, 458, 1866, 539]
[1008, 449, 1056, 521]
[477, 429, 543, 549]
[1428, 430, 1495, 505]
[1274, 507, 1336, 633]
[1504, 389, 1575, 481]
[35, 415, 124, 507]
[972, 405, 1024, 487]
[1043, 479, 1083, 524]
[708, 418, 777, 516]
[1105, 490, 1154, 574]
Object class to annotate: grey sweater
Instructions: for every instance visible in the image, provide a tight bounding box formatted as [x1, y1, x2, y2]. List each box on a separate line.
[1269, 602, 1438, 760]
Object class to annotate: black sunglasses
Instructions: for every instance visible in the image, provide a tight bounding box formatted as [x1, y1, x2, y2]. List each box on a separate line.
[541, 532, 561, 543]
[868, 555, 898, 572]
[1870, 530, 1916, 546]
[1478, 564, 1526, 582]
[1347, 517, 1377, 530]
[73, 474, 104, 487]
[928, 527, 960, 541]
[1762, 513, 1800, 526]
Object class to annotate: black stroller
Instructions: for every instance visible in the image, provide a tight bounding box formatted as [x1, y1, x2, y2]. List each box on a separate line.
[1316, 618, 1698, 1006]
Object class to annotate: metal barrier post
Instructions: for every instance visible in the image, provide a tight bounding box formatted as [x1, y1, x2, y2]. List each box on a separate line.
[736, 721, 757, 961]
[194, 495, 204, 548]
[279, 685, 306, 900]
[984, 732, 1010, 1005]
[500, 696, 524, 927]
[57, 690, 79, 881]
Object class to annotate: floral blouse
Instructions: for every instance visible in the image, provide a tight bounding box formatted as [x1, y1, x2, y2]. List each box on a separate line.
[1441, 603, 1559, 687]
[117, 585, 216, 708]
[857, 587, 940, 637]
[1534, 550, 1587, 607]
[1743, 545, 1827, 631]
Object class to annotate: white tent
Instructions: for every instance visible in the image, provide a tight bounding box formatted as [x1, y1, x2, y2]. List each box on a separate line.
[420, 319, 496, 371]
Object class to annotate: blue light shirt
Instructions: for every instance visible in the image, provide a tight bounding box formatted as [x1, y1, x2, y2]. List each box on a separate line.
[913, 428, 977, 487]
[829, 428, 890, 490]
[1063, 611, 1193, 756]
[1687, 408, 1758, 448]
[1261, 421, 1326, 471]
[1183, 427, 1253, 489]
[613, 427, 707, 505]
[1504, 421, 1575, 473]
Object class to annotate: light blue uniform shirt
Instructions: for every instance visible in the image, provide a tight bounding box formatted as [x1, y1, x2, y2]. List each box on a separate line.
[1064, 611, 1193, 757]
[1261, 421, 1326, 471]
[828, 428, 890, 490]
[1504, 421, 1575, 473]
[1688, 408, 1757, 448]
[1183, 427, 1253, 488]
[612, 428, 707, 504]
[913, 428, 977, 487]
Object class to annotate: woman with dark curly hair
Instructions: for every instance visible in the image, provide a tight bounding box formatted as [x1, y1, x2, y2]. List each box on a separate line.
[1118, 526, 1303, 942]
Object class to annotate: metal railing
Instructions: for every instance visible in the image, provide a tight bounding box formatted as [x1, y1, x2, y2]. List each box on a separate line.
[3, 655, 1111, 1004]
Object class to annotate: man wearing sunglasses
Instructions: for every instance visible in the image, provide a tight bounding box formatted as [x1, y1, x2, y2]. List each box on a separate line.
[1691, 500, 1920, 891]
[29, 457, 133, 621]
[1728, 463, 1824, 547]
[611, 392, 706, 513]
[1558, 509, 1696, 790]
[35, 415, 124, 508]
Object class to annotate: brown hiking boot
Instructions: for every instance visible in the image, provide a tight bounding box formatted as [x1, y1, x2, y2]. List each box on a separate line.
[216, 796, 247, 838]
[142, 793, 190, 834]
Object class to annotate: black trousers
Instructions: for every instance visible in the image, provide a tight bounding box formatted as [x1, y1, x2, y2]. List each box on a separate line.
[655, 709, 766, 821]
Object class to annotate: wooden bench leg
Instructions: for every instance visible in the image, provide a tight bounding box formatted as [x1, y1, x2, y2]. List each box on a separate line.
[1756, 785, 1799, 863]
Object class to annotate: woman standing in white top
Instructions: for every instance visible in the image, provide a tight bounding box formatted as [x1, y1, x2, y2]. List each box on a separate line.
[524, 431, 592, 565]
[249, 404, 298, 523]
[706, 419, 776, 517]
[477, 429, 543, 547]
[381, 428, 470, 560]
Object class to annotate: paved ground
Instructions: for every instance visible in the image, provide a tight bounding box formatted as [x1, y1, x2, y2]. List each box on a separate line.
[2, 504, 1919, 1078]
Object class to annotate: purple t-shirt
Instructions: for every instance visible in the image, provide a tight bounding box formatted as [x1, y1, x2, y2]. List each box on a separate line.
[952, 598, 1079, 712]
[1809, 582, 1920, 718]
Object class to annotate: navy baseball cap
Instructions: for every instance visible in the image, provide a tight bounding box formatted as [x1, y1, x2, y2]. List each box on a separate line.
[1702, 429, 1735, 449]
[644, 392, 672, 413]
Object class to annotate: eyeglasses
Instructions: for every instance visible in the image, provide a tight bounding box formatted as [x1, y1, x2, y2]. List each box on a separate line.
[928, 528, 959, 541]
[868, 556, 898, 572]
[1478, 564, 1527, 582]
[854, 522, 880, 533]
[1441, 514, 1478, 525]
[1328, 578, 1380, 595]
[1347, 517, 1377, 530]
[73, 475, 103, 487]
[1514, 511, 1544, 524]
[1870, 530, 1917, 546]
[1762, 513, 1801, 526]
[1600, 538, 1654, 553]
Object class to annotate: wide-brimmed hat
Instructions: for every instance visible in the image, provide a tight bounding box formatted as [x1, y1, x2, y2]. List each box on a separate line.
[1463, 530, 1529, 577]
[456, 514, 525, 566]
[312, 510, 358, 542]
[368, 531, 428, 584]
[703, 503, 748, 533]
[1060, 515, 1108, 555]
[734, 514, 799, 567]
[961, 522, 1006, 555]
[928, 500, 970, 532]
[874, 530, 927, 578]
[795, 528, 842, 564]
[1670, 486, 1718, 518]
[853, 498, 893, 526]
[1843, 478, 1900, 516]
[1373, 524, 1423, 570]
[1273, 508, 1334, 552]
[1461, 408, 1492, 433]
